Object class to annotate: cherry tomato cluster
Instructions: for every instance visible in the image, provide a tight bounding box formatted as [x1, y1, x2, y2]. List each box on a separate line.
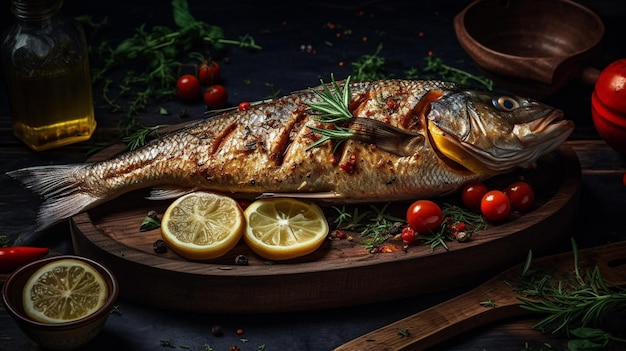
[461, 180, 535, 222]
[175, 60, 227, 109]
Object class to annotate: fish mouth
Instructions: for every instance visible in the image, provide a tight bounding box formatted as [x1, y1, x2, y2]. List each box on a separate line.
[428, 109, 574, 175]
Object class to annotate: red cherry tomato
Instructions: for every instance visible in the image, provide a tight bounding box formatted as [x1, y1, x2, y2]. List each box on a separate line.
[401, 226, 417, 246]
[203, 84, 228, 109]
[238, 101, 251, 111]
[198, 60, 220, 85]
[480, 190, 511, 222]
[406, 200, 443, 234]
[176, 74, 201, 102]
[461, 182, 489, 211]
[503, 181, 535, 212]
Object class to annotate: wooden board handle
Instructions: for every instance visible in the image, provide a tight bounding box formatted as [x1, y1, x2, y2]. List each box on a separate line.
[335, 240, 626, 351]
[334, 277, 527, 351]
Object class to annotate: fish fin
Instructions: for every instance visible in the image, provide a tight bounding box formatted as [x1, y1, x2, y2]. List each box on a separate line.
[6, 165, 98, 231]
[147, 187, 196, 200]
[258, 191, 344, 200]
[350, 117, 425, 156]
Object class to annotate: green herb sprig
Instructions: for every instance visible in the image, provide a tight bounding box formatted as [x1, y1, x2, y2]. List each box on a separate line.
[331, 203, 404, 251]
[89, 0, 261, 137]
[351, 43, 386, 81]
[306, 75, 354, 150]
[332, 202, 487, 252]
[121, 125, 168, 151]
[419, 204, 487, 251]
[517, 239, 626, 351]
[420, 56, 494, 91]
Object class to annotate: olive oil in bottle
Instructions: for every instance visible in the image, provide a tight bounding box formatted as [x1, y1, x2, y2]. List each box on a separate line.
[1, 0, 96, 151]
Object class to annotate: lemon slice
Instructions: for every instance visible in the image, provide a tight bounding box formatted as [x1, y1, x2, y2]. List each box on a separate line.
[243, 198, 329, 261]
[161, 191, 244, 260]
[22, 258, 108, 324]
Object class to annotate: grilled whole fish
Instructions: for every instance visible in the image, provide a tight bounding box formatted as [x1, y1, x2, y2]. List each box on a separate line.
[7, 79, 573, 231]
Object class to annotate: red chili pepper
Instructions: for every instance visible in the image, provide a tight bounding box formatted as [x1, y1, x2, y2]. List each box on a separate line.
[0, 246, 49, 273]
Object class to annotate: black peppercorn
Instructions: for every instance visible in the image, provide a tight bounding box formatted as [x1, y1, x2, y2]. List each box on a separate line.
[153, 239, 167, 254]
[234, 254, 248, 266]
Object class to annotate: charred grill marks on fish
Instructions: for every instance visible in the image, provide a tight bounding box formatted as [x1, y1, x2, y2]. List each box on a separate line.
[6, 79, 574, 231]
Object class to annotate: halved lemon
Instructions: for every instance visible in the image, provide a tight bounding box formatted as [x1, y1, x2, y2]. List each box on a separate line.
[22, 259, 108, 324]
[243, 198, 329, 261]
[161, 191, 244, 260]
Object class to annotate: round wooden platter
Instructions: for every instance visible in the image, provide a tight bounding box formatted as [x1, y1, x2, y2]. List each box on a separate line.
[70, 144, 581, 314]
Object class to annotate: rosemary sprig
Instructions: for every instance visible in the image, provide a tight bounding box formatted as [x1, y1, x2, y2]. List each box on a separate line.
[121, 125, 168, 150]
[307, 75, 352, 121]
[359, 203, 405, 250]
[517, 239, 626, 350]
[306, 75, 354, 150]
[419, 226, 452, 252]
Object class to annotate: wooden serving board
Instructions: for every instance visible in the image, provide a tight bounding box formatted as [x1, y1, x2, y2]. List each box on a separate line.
[70, 144, 581, 313]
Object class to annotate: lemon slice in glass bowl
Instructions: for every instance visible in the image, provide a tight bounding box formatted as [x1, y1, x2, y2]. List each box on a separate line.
[243, 198, 329, 261]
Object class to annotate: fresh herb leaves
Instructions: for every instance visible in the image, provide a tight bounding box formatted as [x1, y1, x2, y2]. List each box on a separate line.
[306, 75, 355, 150]
[88, 0, 260, 137]
[351, 43, 386, 81]
[421, 56, 494, 91]
[517, 239, 626, 351]
[332, 202, 485, 252]
[121, 125, 168, 151]
[350, 45, 493, 90]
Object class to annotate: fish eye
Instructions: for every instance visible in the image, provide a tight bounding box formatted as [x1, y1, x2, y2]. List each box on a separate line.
[493, 96, 519, 111]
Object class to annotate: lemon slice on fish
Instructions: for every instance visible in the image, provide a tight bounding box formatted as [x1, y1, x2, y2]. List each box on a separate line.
[243, 198, 329, 261]
[23, 258, 108, 324]
[161, 192, 245, 260]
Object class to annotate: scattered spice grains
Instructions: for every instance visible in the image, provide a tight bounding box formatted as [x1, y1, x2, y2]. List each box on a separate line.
[211, 325, 224, 337]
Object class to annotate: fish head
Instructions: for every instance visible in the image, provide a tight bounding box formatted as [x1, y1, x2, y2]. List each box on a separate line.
[425, 88, 574, 175]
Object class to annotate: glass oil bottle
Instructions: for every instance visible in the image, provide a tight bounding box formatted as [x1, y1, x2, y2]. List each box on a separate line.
[1, 0, 96, 151]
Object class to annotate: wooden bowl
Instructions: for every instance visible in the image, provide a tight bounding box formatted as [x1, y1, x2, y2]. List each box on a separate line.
[2, 255, 119, 350]
[454, 0, 604, 98]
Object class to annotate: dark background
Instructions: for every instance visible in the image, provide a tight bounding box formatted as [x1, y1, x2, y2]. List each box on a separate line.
[1, 1, 626, 350]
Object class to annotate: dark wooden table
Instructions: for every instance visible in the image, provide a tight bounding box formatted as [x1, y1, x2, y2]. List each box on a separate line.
[2, 1, 626, 350]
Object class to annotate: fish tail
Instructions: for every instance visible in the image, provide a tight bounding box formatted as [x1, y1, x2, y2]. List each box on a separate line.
[6, 164, 97, 231]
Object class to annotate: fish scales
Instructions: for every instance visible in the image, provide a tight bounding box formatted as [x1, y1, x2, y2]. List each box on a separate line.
[6, 79, 574, 230]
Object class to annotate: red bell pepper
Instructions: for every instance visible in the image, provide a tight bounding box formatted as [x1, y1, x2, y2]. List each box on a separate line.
[0, 246, 49, 273]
